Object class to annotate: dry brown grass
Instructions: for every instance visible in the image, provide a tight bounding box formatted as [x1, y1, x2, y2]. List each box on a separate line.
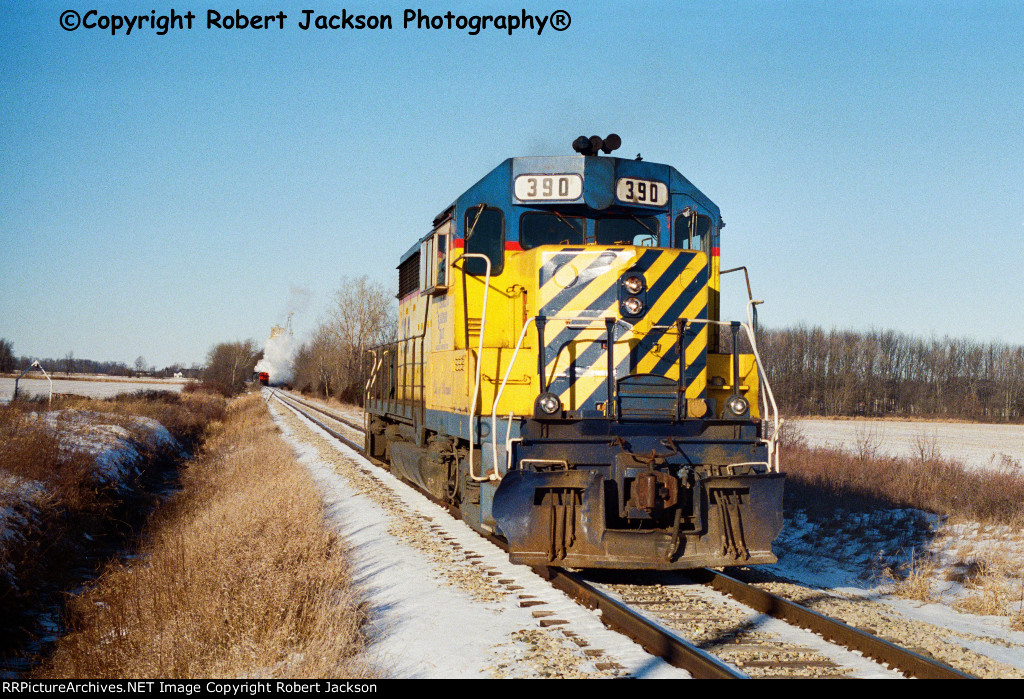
[941, 555, 1024, 619]
[33, 393, 374, 679]
[881, 551, 938, 602]
[0, 390, 225, 513]
[0, 406, 95, 511]
[1, 390, 228, 663]
[1012, 602, 1024, 631]
[780, 423, 1024, 621]
[51, 389, 227, 451]
[783, 441, 1024, 528]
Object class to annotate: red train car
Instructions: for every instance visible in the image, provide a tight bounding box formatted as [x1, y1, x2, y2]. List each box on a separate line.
[258, 372, 270, 386]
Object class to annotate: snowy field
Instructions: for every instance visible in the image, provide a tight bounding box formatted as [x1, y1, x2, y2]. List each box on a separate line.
[0, 376, 187, 404]
[790, 418, 1024, 472]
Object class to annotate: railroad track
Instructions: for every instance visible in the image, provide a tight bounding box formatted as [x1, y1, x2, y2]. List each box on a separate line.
[268, 389, 974, 680]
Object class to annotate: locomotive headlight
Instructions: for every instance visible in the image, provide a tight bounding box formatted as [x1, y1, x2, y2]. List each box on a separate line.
[622, 296, 644, 316]
[725, 395, 750, 416]
[537, 392, 561, 415]
[622, 275, 645, 295]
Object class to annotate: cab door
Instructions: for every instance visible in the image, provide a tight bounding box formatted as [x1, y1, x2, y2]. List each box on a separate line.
[422, 221, 456, 411]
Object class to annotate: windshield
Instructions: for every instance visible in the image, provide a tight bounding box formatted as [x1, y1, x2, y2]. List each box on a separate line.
[595, 216, 660, 246]
[519, 212, 585, 249]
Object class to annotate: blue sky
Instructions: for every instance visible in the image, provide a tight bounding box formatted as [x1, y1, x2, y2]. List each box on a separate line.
[2, 1, 1022, 367]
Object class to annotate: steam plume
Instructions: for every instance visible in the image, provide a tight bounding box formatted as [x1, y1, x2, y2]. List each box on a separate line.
[255, 325, 294, 386]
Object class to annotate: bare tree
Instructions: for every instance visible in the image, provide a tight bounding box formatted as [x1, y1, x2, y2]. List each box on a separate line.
[290, 276, 396, 403]
[202, 341, 260, 396]
[323, 276, 396, 399]
[0, 338, 14, 374]
[760, 325, 1024, 421]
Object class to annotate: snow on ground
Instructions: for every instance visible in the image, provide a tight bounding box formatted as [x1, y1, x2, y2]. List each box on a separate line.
[0, 473, 47, 585]
[0, 376, 186, 404]
[268, 398, 691, 679]
[766, 505, 1024, 671]
[791, 418, 1024, 473]
[273, 395, 1024, 675]
[40, 411, 179, 485]
[781, 418, 1024, 669]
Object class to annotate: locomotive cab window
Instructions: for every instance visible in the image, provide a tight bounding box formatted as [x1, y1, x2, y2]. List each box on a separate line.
[595, 216, 660, 246]
[420, 221, 451, 295]
[674, 211, 712, 253]
[519, 212, 585, 249]
[463, 205, 504, 276]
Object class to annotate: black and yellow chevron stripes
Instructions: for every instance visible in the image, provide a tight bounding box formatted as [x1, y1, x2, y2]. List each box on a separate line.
[537, 247, 708, 412]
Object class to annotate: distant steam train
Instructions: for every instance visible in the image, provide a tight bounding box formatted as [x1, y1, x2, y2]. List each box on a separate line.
[364, 136, 783, 569]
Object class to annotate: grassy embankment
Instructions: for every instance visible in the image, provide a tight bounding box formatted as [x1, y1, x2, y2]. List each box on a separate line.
[40, 391, 374, 677]
[1, 390, 223, 657]
[1, 390, 373, 677]
[782, 426, 1024, 527]
[32, 391, 373, 678]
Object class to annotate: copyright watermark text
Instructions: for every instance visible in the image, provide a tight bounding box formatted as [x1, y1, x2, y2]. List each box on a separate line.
[58, 8, 571, 36]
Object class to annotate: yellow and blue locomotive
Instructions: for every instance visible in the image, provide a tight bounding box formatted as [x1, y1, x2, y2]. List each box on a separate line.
[365, 136, 783, 569]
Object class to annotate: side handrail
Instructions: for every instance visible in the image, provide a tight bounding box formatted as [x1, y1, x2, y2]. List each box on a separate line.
[364, 348, 383, 397]
[745, 298, 782, 472]
[365, 293, 431, 420]
[674, 316, 781, 473]
[719, 267, 778, 471]
[454, 253, 492, 482]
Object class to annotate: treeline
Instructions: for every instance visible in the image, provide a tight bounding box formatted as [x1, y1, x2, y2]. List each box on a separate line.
[291, 276, 396, 404]
[0, 338, 200, 378]
[757, 326, 1024, 421]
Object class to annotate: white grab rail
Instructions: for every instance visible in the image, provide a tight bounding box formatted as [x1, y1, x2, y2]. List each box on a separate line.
[457, 253, 492, 482]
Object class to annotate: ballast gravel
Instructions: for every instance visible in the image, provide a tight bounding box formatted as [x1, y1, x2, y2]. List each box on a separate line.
[269, 398, 684, 679]
[744, 574, 1024, 679]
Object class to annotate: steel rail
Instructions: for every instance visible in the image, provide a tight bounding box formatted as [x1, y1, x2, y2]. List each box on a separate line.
[271, 390, 365, 453]
[689, 568, 974, 679]
[268, 389, 745, 679]
[535, 567, 746, 679]
[267, 389, 974, 680]
[272, 390, 366, 433]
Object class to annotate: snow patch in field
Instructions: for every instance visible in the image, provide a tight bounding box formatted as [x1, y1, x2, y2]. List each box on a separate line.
[0, 474, 47, 587]
[36, 411, 178, 486]
[766, 502, 1024, 669]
